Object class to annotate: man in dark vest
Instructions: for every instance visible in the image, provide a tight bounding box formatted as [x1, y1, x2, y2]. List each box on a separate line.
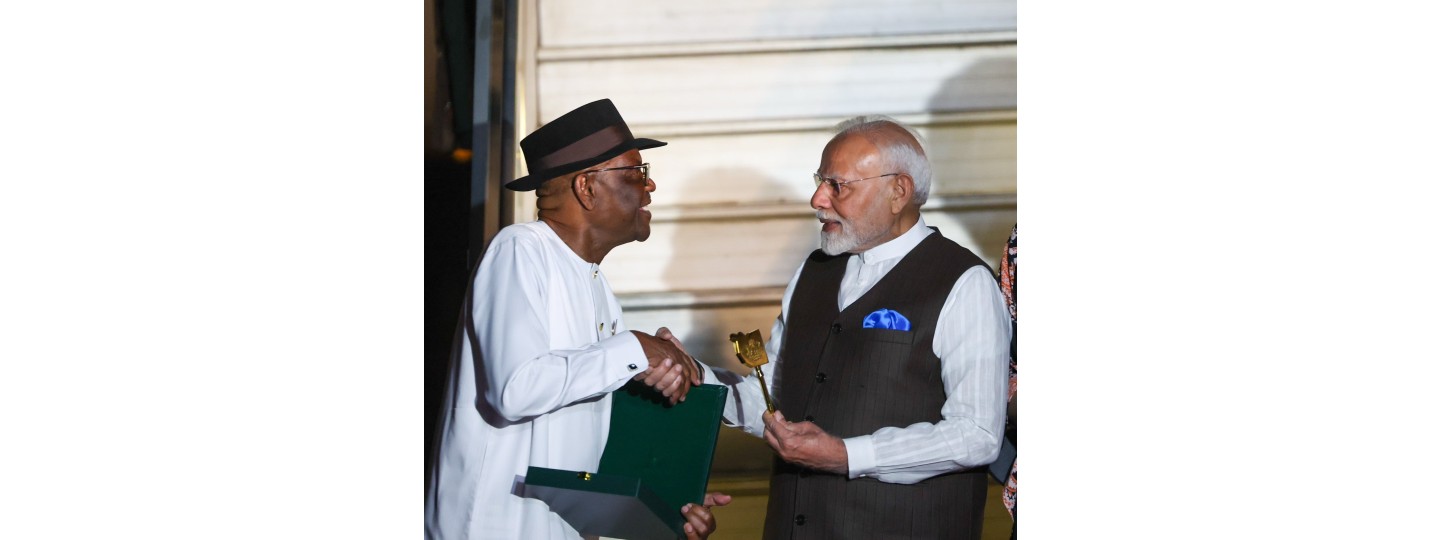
[692, 115, 1012, 539]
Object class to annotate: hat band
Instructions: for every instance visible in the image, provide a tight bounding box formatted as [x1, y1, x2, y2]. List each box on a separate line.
[532, 124, 633, 171]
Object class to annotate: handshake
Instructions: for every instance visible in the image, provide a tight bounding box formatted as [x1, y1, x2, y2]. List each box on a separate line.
[631, 326, 850, 477]
[629, 326, 703, 404]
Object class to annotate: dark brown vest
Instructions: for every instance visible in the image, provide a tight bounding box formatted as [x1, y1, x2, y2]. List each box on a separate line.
[763, 230, 991, 540]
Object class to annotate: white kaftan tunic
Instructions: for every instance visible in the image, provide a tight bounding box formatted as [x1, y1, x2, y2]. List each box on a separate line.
[426, 221, 649, 539]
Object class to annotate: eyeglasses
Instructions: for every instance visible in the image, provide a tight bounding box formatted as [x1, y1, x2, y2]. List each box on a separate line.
[813, 172, 900, 196]
[588, 163, 650, 183]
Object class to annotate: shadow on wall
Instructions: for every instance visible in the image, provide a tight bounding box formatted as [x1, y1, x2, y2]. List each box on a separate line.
[948, 209, 1017, 269]
[657, 165, 815, 477]
[657, 165, 815, 376]
[925, 56, 1018, 266]
[927, 55, 1018, 114]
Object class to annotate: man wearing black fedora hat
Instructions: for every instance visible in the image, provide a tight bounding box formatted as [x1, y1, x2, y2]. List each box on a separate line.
[426, 99, 727, 539]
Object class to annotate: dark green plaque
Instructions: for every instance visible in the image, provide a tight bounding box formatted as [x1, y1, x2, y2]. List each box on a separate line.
[524, 381, 726, 540]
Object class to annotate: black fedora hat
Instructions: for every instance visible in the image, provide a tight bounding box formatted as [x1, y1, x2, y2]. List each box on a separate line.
[505, 99, 666, 191]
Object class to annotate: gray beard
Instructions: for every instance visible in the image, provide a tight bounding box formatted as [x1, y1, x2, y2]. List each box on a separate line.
[819, 229, 857, 256]
[817, 212, 886, 255]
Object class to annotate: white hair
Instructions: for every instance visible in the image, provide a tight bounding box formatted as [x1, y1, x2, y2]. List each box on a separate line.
[833, 115, 932, 206]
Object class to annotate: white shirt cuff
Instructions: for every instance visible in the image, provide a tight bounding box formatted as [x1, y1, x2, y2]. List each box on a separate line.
[843, 435, 877, 479]
[698, 360, 720, 385]
[599, 331, 646, 382]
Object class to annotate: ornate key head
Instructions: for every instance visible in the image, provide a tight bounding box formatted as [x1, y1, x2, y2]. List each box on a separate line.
[729, 330, 769, 368]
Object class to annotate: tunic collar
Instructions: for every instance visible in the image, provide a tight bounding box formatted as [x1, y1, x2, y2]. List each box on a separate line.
[537, 220, 596, 272]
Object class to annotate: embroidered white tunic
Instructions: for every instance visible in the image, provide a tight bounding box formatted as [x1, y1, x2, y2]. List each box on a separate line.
[426, 220, 647, 539]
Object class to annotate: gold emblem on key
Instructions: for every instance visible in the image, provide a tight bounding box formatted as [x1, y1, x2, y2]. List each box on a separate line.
[729, 330, 777, 413]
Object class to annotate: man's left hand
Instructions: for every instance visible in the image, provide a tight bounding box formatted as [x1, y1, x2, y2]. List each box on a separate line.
[762, 410, 848, 474]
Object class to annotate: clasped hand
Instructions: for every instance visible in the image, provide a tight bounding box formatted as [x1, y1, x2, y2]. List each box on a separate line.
[631, 327, 703, 404]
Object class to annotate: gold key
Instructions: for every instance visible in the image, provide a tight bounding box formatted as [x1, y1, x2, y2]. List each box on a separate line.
[730, 330, 777, 413]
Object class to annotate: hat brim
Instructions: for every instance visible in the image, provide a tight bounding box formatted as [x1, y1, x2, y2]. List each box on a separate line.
[505, 137, 667, 191]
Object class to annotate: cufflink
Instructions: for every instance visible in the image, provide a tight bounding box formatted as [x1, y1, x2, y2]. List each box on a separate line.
[627, 364, 638, 371]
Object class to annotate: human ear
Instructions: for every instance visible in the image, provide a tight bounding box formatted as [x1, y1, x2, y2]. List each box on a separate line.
[573, 172, 596, 210]
[890, 174, 913, 214]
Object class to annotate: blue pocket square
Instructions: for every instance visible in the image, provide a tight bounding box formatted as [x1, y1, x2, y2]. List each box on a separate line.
[862, 309, 911, 331]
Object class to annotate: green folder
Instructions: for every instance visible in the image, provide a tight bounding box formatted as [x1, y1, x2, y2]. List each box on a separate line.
[523, 382, 727, 540]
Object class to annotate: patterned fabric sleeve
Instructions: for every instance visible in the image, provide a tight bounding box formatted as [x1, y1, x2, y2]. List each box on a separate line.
[999, 225, 1017, 398]
[998, 225, 1017, 519]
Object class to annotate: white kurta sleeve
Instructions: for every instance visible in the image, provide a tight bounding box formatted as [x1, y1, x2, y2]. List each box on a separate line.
[706, 264, 802, 437]
[473, 232, 646, 422]
[707, 316, 783, 439]
[842, 265, 1011, 483]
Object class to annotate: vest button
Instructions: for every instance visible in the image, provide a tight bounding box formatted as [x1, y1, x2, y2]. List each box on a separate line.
[831, 323, 842, 334]
[795, 514, 807, 526]
[814, 372, 827, 383]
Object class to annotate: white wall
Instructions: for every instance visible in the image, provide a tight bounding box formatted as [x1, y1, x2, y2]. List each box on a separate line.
[514, 0, 1017, 393]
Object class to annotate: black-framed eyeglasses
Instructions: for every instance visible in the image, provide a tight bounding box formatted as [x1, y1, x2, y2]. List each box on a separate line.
[588, 163, 650, 183]
[813, 172, 900, 196]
